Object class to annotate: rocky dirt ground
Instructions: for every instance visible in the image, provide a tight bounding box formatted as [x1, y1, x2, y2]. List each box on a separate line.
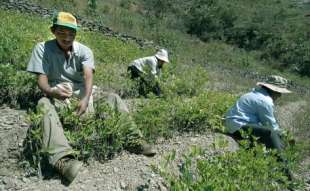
[0, 100, 309, 191]
[0, 104, 240, 191]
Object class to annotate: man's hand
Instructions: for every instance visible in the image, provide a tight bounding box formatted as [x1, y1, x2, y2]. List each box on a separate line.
[76, 97, 89, 116]
[50, 86, 72, 100]
[38, 75, 72, 100]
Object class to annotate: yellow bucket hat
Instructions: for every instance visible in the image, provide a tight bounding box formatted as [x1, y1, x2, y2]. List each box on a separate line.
[52, 11, 79, 31]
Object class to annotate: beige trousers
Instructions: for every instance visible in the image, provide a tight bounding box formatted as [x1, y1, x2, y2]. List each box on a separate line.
[37, 92, 142, 166]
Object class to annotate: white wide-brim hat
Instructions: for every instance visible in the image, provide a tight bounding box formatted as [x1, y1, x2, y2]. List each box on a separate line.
[257, 75, 292, 94]
[155, 49, 169, 63]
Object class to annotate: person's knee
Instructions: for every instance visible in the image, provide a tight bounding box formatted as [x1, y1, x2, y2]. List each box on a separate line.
[270, 130, 283, 141]
[106, 92, 121, 105]
[104, 92, 130, 113]
[37, 97, 54, 114]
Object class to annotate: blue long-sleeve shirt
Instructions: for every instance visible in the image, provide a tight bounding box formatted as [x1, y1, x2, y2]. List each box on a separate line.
[225, 87, 280, 133]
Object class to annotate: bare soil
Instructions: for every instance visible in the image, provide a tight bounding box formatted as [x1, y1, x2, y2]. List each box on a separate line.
[0, 105, 239, 191]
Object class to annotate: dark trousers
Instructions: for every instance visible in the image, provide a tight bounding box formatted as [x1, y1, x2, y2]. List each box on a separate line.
[232, 126, 285, 151]
[128, 65, 141, 79]
[127, 66, 161, 97]
[231, 126, 293, 180]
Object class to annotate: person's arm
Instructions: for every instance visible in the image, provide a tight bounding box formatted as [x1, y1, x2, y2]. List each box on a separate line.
[257, 100, 280, 131]
[75, 45, 95, 116]
[38, 74, 72, 99]
[150, 58, 158, 76]
[76, 66, 93, 116]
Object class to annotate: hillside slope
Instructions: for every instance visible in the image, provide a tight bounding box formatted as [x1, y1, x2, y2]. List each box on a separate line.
[1, 101, 309, 191]
[0, 1, 309, 191]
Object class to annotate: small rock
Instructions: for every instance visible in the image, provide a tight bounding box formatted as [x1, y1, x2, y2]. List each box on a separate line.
[2, 179, 15, 189]
[113, 167, 119, 173]
[120, 181, 126, 189]
[158, 184, 168, 191]
[4, 126, 12, 130]
[0, 184, 5, 191]
[190, 137, 197, 142]
[77, 179, 83, 184]
[21, 177, 28, 183]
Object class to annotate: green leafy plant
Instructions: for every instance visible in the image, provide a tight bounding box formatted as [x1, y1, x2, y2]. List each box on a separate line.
[0, 64, 40, 108]
[157, 141, 303, 191]
[133, 92, 236, 141]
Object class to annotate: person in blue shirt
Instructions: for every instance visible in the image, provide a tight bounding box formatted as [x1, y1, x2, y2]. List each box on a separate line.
[225, 75, 292, 151]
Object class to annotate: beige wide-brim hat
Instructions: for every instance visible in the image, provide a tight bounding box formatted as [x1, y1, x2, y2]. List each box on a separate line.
[257, 75, 292, 94]
[155, 49, 169, 63]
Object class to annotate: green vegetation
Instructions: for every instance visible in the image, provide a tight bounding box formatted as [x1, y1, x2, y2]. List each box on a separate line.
[0, 11, 48, 107]
[1, 0, 310, 189]
[140, 0, 310, 76]
[157, 143, 304, 190]
[24, 92, 235, 164]
[30, 0, 310, 76]
[133, 93, 235, 140]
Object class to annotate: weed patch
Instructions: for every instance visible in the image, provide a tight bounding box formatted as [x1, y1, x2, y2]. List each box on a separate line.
[133, 92, 236, 141]
[157, 143, 304, 191]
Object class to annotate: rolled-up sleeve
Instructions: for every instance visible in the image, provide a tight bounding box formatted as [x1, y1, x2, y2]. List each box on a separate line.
[81, 46, 95, 71]
[149, 60, 157, 75]
[27, 43, 46, 74]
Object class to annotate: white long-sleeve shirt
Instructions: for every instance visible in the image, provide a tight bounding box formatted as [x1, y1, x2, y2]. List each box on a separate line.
[129, 56, 160, 76]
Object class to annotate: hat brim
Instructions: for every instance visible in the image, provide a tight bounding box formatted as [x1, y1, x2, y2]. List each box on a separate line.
[155, 55, 169, 63]
[257, 82, 292, 93]
[53, 23, 79, 31]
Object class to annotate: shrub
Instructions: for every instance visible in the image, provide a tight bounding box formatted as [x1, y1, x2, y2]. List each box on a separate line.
[158, 144, 303, 190]
[26, 99, 145, 163]
[0, 10, 49, 69]
[133, 92, 236, 141]
[137, 0, 310, 76]
[0, 64, 40, 108]
[25, 91, 235, 164]
[185, 0, 236, 41]
[60, 100, 142, 161]
[161, 65, 208, 97]
[0, 11, 49, 108]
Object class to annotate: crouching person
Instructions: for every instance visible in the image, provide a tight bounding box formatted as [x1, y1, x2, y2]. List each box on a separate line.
[225, 75, 293, 179]
[27, 11, 155, 184]
[225, 75, 292, 150]
[128, 49, 169, 97]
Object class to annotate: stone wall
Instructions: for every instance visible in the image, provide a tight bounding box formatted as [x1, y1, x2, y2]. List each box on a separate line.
[0, 0, 156, 48]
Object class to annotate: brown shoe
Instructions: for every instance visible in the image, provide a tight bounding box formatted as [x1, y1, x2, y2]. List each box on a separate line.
[55, 157, 83, 183]
[140, 143, 156, 157]
[127, 143, 156, 157]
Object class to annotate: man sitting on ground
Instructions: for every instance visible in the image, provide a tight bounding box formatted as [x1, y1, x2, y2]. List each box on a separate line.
[27, 11, 155, 184]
